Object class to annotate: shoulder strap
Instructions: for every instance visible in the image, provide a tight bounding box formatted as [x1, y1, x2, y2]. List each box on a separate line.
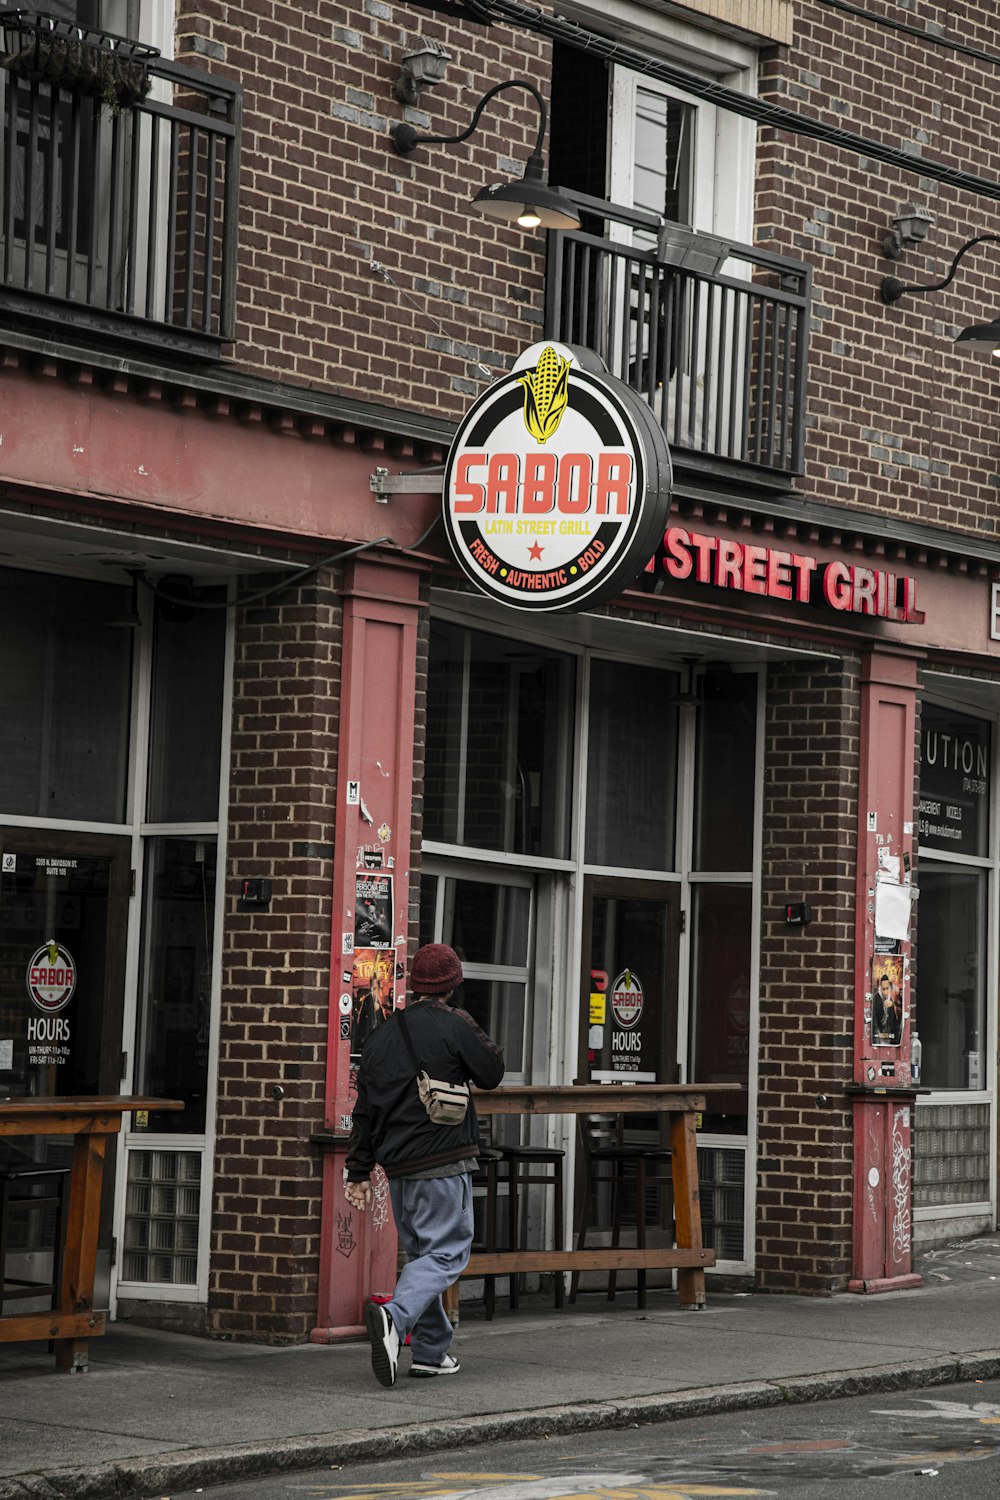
[395, 1005, 422, 1073]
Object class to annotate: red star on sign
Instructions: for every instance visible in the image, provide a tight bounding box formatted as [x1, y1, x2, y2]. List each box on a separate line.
[527, 540, 544, 561]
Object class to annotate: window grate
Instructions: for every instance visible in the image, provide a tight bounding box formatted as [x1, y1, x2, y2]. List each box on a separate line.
[913, 1103, 991, 1206]
[122, 1149, 200, 1285]
[697, 1146, 745, 1261]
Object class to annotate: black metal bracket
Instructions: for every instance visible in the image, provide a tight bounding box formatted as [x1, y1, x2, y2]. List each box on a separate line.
[880, 232, 1000, 305]
[390, 77, 547, 161]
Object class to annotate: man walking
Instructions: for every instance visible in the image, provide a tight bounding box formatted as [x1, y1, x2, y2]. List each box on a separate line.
[344, 943, 504, 1386]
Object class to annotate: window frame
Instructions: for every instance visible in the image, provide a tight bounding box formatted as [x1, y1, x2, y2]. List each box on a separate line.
[914, 684, 1000, 1230]
[424, 604, 766, 1270]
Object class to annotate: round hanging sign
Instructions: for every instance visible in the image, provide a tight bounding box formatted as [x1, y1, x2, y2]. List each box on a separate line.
[443, 343, 672, 612]
[27, 941, 77, 1014]
[611, 969, 644, 1028]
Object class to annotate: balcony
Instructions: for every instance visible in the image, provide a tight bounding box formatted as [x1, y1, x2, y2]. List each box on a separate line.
[545, 194, 811, 485]
[0, 12, 239, 359]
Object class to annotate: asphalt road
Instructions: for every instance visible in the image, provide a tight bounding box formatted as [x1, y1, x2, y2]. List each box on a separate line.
[163, 1376, 1000, 1500]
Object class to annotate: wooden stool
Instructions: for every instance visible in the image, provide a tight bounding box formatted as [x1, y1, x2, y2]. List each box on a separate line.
[470, 1146, 505, 1319]
[499, 1144, 566, 1310]
[0, 1143, 70, 1313]
[570, 1117, 673, 1308]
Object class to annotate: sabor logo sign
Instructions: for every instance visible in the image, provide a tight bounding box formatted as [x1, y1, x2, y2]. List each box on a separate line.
[611, 970, 643, 1027]
[443, 343, 672, 612]
[27, 941, 77, 1014]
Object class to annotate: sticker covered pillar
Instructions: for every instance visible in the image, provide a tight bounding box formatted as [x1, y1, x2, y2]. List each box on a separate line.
[849, 648, 921, 1292]
[313, 557, 420, 1340]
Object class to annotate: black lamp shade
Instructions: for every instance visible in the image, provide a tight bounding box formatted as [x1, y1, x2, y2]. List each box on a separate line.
[471, 155, 581, 231]
[955, 316, 1000, 349]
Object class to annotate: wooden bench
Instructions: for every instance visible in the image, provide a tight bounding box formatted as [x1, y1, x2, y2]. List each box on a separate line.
[461, 1246, 715, 1276]
[446, 1083, 730, 1318]
[0, 1095, 182, 1371]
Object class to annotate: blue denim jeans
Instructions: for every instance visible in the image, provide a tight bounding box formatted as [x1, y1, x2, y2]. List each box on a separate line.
[387, 1172, 474, 1365]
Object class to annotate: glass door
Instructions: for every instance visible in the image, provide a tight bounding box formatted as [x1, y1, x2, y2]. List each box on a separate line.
[579, 876, 681, 1086]
[0, 827, 130, 1305]
[0, 828, 130, 1098]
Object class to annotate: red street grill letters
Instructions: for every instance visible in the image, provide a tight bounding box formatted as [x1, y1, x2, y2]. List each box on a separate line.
[658, 525, 925, 623]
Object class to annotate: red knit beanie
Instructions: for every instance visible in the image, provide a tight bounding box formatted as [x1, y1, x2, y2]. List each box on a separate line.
[411, 943, 463, 996]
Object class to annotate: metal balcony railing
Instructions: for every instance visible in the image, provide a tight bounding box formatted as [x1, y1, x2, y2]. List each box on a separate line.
[545, 194, 811, 481]
[0, 11, 240, 357]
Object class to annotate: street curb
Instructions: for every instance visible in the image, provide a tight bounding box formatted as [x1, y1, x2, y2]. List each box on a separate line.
[3, 1350, 1000, 1500]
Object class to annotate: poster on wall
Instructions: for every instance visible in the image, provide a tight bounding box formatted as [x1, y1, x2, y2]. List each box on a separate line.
[354, 873, 393, 948]
[871, 953, 903, 1048]
[350, 947, 396, 1056]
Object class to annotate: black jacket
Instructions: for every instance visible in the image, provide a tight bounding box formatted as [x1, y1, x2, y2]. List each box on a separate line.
[346, 998, 505, 1180]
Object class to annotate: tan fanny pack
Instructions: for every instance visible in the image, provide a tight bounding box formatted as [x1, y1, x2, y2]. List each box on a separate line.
[416, 1071, 470, 1125]
[398, 1008, 469, 1125]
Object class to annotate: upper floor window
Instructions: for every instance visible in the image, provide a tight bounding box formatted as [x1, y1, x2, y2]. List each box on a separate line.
[40, 2, 167, 43]
[609, 72, 703, 243]
[550, 6, 758, 246]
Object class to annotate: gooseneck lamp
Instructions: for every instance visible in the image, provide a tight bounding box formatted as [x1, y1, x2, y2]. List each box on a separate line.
[390, 78, 581, 231]
[881, 232, 1000, 352]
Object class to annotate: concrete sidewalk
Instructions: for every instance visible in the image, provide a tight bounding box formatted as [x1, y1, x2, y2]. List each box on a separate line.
[2, 1232, 1000, 1500]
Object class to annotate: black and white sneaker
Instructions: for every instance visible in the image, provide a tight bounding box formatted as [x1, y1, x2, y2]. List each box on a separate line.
[366, 1301, 400, 1388]
[409, 1353, 461, 1378]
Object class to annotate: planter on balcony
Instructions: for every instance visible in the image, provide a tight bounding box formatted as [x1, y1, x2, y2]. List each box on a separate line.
[2, 16, 156, 114]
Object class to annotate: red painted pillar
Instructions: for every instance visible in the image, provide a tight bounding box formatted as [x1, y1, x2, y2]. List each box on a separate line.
[849, 648, 922, 1292]
[312, 557, 421, 1340]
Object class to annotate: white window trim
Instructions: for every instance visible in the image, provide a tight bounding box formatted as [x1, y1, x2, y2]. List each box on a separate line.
[916, 689, 999, 1231]
[110, 585, 235, 1314]
[563, 0, 758, 244]
[558, 0, 760, 75]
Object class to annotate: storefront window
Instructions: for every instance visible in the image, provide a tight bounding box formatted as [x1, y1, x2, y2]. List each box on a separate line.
[420, 870, 530, 1073]
[424, 621, 575, 858]
[919, 704, 990, 858]
[689, 883, 751, 1129]
[916, 867, 987, 1091]
[133, 837, 216, 1132]
[0, 567, 132, 822]
[586, 659, 679, 870]
[146, 592, 227, 823]
[694, 670, 758, 872]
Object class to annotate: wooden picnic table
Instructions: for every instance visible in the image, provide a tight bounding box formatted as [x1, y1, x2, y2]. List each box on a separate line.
[451, 1082, 734, 1313]
[0, 1095, 182, 1371]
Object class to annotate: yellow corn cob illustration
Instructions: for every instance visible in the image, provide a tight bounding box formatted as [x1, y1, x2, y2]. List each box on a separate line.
[517, 346, 571, 443]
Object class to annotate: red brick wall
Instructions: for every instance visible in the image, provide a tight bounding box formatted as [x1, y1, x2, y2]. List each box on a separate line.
[757, 656, 860, 1293]
[174, 1, 550, 423]
[167, 1, 1000, 548]
[757, 1, 1000, 543]
[209, 570, 343, 1342]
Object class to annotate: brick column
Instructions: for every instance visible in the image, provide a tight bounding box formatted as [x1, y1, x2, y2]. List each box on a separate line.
[209, 570, 341, 1343]
[756, 657, 860, 1292]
